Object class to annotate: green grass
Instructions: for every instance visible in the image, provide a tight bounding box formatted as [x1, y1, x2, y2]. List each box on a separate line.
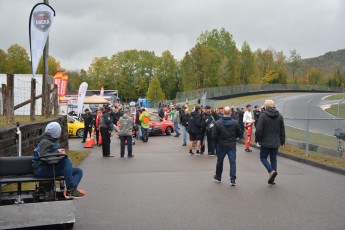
[213, 93, 296, 108]
[324, 94, 345, 100]
[285, 126, 336, 148]
[325, 104, 345, 118]
[281, 146, 345, 169]
[0, 115, 58, 128]
[2, 150, 90, 192]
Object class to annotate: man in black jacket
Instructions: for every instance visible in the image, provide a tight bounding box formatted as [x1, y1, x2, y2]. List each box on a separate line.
[212, 106, 241, 186]
[188, 106, 202, 155]
[82, 109, 93, 143]
[203, 105, 216, 156]
[255, 100, 285, 185]
[180, 109, 190, 146]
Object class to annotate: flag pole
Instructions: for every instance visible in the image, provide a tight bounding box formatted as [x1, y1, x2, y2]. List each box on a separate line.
[42, 0, 49, 116]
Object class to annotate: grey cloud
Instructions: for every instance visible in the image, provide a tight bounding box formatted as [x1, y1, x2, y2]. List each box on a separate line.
[0, 0, 344, 70]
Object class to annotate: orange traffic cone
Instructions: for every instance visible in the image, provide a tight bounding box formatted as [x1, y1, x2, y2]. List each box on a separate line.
[98, 132, 102, 145]
[84, 136, 93, 148]
[90, 132, 96, 146]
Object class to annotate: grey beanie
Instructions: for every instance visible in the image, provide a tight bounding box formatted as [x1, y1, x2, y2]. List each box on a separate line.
[45, 122, 62, 138]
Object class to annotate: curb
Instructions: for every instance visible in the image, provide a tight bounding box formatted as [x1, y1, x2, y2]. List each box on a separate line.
[248, 143, 345, 176]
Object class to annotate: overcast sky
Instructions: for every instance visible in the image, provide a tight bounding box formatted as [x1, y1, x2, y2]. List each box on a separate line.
[1, 0, 344, 70]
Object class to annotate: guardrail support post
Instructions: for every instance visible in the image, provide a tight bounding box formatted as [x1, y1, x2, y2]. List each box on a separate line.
[305, 99, 312, 157]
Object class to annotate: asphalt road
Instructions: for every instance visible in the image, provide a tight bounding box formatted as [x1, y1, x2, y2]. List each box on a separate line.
[240, 93, 345, 136]
[63, 134, 345, 230]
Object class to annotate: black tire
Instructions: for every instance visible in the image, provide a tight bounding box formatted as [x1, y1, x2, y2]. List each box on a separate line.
[64, 223, 74, 229]
[166, 127, 172, 136]
[76, 128, 84, 138]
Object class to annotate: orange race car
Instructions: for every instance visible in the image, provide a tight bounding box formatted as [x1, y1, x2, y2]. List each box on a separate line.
[148, 113, 174, 136]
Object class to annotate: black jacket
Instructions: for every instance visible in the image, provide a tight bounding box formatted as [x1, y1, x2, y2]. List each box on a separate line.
[181, 113, 190, 127]
[255, 107, 285, 148]
[83, 113, 93, 127]
[188, 111, 202, 134]
[212, 117, 241, 148]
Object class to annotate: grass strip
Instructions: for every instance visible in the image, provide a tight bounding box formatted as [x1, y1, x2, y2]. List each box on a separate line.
[325, 104, 345, 118]
[324, 94, 345, 100]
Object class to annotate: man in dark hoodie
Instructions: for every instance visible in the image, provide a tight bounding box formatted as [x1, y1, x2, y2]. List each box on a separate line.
[188, 106, 203, 155]
[32, 122, 85, 198]
[255, 100, 285, 185]
[212, 106, 241, 186]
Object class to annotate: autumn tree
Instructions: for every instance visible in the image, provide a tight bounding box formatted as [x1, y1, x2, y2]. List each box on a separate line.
[6, 44, 31, 74]
[146, 75, 166, 103]
[156, 50, 179, 99]
[37, 55, 63, 76]
[289, 49, 302, 84]
[0, 49, 7, 73]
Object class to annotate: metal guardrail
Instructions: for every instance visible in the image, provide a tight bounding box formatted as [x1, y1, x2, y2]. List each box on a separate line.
[176, 84, 345, 102]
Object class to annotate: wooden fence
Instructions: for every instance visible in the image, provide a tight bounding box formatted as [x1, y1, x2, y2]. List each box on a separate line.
[1, 73, 59, 125]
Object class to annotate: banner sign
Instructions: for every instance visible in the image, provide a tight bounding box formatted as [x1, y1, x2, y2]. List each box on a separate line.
[53, 71, 63, 95]
[60, 73, 69, 97]
[77, 82, 88, 116]
[29, 3, 55, 78]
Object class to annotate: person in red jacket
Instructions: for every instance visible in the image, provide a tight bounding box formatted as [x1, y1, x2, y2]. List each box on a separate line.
[95, 107, 104, 146]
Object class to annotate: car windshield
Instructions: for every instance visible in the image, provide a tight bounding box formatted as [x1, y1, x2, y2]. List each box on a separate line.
[150, 114, 162, 122]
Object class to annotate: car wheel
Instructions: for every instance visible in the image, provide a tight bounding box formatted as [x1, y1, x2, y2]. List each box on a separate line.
[165, 127, 172, 136]
[76, 129, 84, 138]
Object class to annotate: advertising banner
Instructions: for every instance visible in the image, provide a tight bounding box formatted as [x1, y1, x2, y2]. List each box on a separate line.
[29, 3, 55, 78]
[77, 82, 88, 116]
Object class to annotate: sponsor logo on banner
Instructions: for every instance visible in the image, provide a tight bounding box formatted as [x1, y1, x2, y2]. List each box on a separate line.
[33, 11, 51, 32]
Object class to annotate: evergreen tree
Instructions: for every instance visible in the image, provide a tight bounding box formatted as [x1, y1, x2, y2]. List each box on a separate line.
[146, 76, 166, 103]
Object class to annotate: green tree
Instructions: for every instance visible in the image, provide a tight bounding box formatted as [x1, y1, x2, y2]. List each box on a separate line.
[198, 28, 240, 85]
[37, 55, 63, 76]
[87, 56, 112, 90]
[240, 41, 258, 84]
[0, 49, 7, 73]
[66, 69, 88, 91]
[156, 50, 179, 99]
[6, 44, 31, 74]
[146, 75, 166, 103]
[289, 49, 302, 84]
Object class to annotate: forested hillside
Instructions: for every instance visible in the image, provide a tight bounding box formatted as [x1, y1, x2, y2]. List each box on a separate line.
[1, 28, 344, 102]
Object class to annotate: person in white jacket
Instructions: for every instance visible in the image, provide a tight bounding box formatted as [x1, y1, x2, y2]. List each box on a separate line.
[243, 104, 254, 152]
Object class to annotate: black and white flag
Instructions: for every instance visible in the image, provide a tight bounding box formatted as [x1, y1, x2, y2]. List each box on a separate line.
[29, 3, 55, 78]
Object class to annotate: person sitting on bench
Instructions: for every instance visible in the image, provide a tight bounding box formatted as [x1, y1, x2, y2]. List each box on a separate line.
[32, 122, 85, 198]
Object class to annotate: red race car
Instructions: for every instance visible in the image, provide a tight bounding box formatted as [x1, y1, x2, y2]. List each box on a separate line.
[148, 113, 174, 136]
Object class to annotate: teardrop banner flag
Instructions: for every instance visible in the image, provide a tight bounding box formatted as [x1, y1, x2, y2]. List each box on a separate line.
[53, 71, 63, 96]
[77, 82, 88, 117]
[29, 3, 55, 78]
[60, 73, 69, 97]
[100, 86, 104, 97]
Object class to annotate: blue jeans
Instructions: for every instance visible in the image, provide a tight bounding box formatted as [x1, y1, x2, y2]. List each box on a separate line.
[239, 123, 244, 139]
[34, 157, 83, 190]
[136, 124, 142, 140]
[260, 146, 278, 173]
[141, 127, 148, 142]
[215, 146, 236, 180]
[174, 123, 180, 136]
[120, 135, 133, 157]
[182, 126, 188, 145]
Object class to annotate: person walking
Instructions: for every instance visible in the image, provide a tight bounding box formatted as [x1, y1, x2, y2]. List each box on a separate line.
[140, 108, 150, 142]
[100, 107, 114, 157]
[81, 109, 93, 143]
[173, 107, 181, 137]
[180, 109, 190, 146]
[255, 100, 285, 185]
[243, 104, 254, 152]
[188, 106, 203, 155]
[212, 106, 241, 186]
[118, 109, 134, 158]
[135, 108, 142, 140]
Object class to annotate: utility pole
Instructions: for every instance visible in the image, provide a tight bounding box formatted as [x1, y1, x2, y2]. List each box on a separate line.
[42, 0, 49, 116]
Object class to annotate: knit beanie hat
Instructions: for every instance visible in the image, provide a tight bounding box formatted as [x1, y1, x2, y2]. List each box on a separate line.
[45, 122, 62, 139]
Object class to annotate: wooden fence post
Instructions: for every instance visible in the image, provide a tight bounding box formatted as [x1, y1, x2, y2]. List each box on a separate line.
[52, 84, 59, 116]
[30, 78, 36, 121]
[6, 74, 14, 125]
[2, 84, 7, 117]
[45, 83, 50, 118]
